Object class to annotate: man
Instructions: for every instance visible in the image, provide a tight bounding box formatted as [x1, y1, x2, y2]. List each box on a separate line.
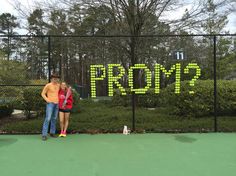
[41, 74, 60, 141]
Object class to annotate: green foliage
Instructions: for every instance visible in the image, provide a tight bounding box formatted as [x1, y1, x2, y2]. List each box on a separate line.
[161, 80, 236, 117]
[20, 86, 81, 116]
[217, 80, 236, 115]
[0, 13, 19, 60]
[71, 88, 80, 113]
[0, 101, 13, 118]
[21, 87, 45, 118]
[111, 80, 236, 117]
[159, 81, 213, 117]
[0, 60, 29, 85]
[138, 90, 162, 108]
[0, 86, 23, 110]
[27, 9, 46, 35]
[111, 89, 162, 108]
[2, 100, 236, 133]
[0, 86, 81, 118]
[0, 50, 5, 59]
[218, 53, 236, 79]
[111, 89, 132, 107]
[0, 86, 22, 97]
[0, 13, 19, 33]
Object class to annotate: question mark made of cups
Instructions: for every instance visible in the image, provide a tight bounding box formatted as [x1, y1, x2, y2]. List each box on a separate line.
[184, 63, 201, 94]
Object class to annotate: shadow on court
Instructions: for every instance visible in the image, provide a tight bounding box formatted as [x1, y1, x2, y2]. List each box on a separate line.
[0, 138, 17, 147]
[174, 135, 197, 143]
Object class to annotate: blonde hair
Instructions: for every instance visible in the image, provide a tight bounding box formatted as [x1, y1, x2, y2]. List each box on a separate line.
[60, 82, 68, 90]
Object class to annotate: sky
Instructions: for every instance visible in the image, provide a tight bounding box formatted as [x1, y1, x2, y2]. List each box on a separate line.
[0, 0, 235, 34]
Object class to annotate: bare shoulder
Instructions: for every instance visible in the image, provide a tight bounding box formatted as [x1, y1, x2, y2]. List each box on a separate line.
[44, 83, 51, 88]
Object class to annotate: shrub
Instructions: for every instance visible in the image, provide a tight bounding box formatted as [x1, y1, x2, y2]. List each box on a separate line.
[0, 85, 80, 118]
[71, 88, 80, 113]
[0, 101, 13, 118]
[161, 80, 236, 117]
[2, 99, 236, 133]
[111, 80, 236, 117]
[21, 87, 45, 118]
[111, 89, 132, 107]
[0, 87, 22, 117]
[0, 86, 22, 97]
[111, 88, 161, 108]
[2, 86, 81, 117]
[138, 89, 161, 108]
[217, 80, 236, 115]
[0, 60, 29, 85]
[0, 87, 24, 110]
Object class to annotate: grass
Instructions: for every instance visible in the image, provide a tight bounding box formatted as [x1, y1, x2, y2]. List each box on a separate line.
[1, 100, 236, 133]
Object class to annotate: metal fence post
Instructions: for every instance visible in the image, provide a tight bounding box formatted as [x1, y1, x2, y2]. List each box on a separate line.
[131, 35, 136, 132]
[213, 35, 218, 132]
[132, 92, 136, 132]
[48, 36, 51, 83]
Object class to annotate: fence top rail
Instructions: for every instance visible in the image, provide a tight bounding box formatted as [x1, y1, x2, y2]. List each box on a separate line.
[0, 85, 45, 87]
[0, 34, 235, 38]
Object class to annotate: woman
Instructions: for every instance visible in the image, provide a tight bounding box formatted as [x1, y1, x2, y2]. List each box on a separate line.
[58, 82, 73, 137]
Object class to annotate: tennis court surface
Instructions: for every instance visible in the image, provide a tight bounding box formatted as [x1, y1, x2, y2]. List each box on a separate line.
[0, 133, 236, 176]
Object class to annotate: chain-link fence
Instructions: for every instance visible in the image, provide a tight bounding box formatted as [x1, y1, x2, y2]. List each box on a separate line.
[0, 34, 236, 132]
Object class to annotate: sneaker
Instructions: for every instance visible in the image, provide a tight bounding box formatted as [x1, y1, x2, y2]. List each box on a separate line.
[62, 131, 67, 137]
[59, 133, 64, 137]
[42, 136, 47, 141]
[50, 134, 57, 138]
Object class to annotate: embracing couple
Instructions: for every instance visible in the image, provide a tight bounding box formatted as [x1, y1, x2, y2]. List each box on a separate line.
[41, 74, 73, 141]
